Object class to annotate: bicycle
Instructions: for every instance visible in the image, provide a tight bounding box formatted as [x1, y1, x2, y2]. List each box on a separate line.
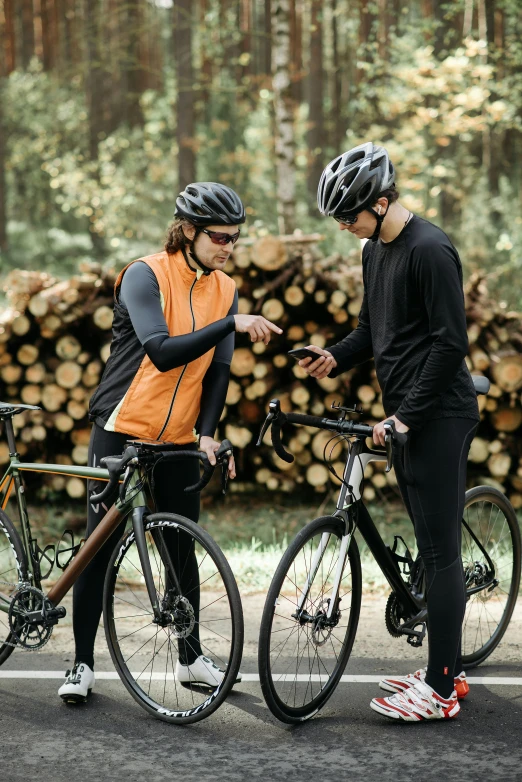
[0, 401, 243, 724]
[257, 375, 521, 724]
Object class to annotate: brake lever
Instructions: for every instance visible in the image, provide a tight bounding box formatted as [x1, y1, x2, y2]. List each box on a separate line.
[221, 460, 229, 495]
[217, 438, 233, 495]
[384, 429, 393, 473]
[383, 420, 409, 473]
[257, 412, 275, 446]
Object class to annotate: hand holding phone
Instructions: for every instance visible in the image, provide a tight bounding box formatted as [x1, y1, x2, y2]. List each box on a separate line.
[288, 347, 323, 361]
[287, 345, 338, 380]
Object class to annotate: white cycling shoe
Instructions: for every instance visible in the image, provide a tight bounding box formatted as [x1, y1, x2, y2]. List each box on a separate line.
[175, 655, 242, 689]
[58, 663, 95, 703]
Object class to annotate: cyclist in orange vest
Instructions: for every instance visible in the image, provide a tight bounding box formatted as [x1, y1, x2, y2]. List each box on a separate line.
[59, 183, 282, 703]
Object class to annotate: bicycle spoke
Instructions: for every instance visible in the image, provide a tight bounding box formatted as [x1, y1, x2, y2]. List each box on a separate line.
[107, 517, 239, 723]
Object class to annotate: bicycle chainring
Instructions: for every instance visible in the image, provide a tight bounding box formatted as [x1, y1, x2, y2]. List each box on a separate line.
[385, 593, 403, 638]
[8, 585, 53, 651]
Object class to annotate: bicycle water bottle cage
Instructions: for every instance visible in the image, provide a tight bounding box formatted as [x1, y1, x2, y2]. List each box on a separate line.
[389, 535, 414, 577]
[55, 529, 83, 571]
[37, 543, 56, 580]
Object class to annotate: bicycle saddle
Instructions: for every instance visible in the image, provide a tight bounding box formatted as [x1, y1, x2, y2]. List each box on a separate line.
[0, 402, 41, 419]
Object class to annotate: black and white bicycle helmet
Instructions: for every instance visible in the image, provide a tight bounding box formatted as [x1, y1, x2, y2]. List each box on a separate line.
[175, 182, 246, 226]
[317, 143, 395, 240]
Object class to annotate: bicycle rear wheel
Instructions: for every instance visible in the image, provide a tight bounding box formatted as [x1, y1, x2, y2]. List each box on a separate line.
[461, 486, 521, 668]
[103, 512, 243, 724]
[258, 515, 362, 724]
[0, 510, 27, 666]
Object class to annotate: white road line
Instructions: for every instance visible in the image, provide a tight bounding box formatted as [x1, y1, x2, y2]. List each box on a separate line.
[0, 671, 521, 685]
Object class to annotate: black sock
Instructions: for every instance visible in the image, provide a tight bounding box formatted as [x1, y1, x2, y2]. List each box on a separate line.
[425, 667, 454, 699]
[74, 656, 94, 671]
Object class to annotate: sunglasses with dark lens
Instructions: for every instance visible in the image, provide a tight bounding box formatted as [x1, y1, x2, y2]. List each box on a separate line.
[201, 228, 241, 246]
[334, 213, 359, 225]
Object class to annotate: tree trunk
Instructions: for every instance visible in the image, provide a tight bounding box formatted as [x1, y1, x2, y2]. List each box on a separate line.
[331, 0, 343, 151]
[290, 0, 303, 103]
[483, 0, 501, 205]
[125, 0, 144, 128]
[199, 0, 212, 105]
[3, 0, 16, 73]
[356, 0, 375, 86]
[19, 0, 35, 68]
[306, 0, 324, 207]
[0, 92, 7, 253]
[262, 0, 272, 76]
[84, 0, 106, 257]
[240, 0, 252, 82]
[174, 0, 196, 189]
[61, 0, 79, 67]
[272, 0, 296, 233]
[0, 2, 7, 252]
[40, 0, 56, 71]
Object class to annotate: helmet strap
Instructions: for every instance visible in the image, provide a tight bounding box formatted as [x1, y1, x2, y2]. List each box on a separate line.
[181, 228, 213, 276]
[368, 203, 390, 242]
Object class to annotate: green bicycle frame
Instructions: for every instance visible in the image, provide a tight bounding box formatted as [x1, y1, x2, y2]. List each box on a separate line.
[0, 449, 148, 614]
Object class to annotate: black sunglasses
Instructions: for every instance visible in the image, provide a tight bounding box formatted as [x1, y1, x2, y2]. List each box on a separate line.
[334, 213, 360, 225]
[201, 228, 241, 246]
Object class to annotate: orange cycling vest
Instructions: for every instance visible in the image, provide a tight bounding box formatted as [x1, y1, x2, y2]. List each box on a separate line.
[90, 250, 236, 444]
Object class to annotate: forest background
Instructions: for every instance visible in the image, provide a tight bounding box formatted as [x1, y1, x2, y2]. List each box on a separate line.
[0, 0, 521, 310]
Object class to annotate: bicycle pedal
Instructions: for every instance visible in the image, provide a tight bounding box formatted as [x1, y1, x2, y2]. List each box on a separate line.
[405, 623, 426, 648]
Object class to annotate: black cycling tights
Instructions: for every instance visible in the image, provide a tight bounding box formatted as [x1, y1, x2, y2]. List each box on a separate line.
[393, 417, 478, 699]
[73, 425, 202, 670]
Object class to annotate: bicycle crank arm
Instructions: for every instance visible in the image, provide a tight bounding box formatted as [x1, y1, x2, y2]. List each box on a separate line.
[396, 608, 428, 647]
[22, 606, 66, 626]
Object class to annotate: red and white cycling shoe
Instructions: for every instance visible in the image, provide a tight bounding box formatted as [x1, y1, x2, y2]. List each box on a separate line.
[371, 679, 460, 722]
[379, 667, 469, 700]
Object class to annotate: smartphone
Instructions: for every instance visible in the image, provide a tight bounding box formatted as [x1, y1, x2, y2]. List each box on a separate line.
[288, 348, 323, 362]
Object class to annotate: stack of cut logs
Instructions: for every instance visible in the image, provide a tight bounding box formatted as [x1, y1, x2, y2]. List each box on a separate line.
[0, 235, 521, 507]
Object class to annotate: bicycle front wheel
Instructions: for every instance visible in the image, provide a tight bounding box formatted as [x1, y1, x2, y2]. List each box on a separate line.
[258, 515, 362, 724]
[0, 510, 27, 666]
[103, 512, 243, 724]
[461, 486, 521, 668]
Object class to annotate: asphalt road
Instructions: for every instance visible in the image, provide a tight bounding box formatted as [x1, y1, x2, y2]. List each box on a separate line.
[1, 593, 521, 782]
[1, 651, 521, 782]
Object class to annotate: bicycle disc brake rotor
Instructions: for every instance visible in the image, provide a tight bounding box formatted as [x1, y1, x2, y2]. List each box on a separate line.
[311, 599, 340, 648]
[8, 585, 53, 650]
[168, 595, 195, 639]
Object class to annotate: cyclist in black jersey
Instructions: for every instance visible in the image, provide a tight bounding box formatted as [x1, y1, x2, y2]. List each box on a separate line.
[299, 142, 479, 722]
[59, 183, 282, 703]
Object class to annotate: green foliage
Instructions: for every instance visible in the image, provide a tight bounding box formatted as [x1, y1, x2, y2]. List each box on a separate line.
[1, 8, 521, 309]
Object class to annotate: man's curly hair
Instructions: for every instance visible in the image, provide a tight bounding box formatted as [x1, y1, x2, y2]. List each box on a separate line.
[165, 217, 194, 253]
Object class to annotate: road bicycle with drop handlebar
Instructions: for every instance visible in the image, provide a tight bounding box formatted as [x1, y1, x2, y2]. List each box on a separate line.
[0, 401, 243, 724]
[256, 374, 521, 724]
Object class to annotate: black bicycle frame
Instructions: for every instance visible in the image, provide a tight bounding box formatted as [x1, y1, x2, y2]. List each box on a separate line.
[333, 436, 423, 618]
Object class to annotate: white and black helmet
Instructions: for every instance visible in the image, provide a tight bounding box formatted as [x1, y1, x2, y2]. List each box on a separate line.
[317, 142, 395, 221]
[175, 182, 246, 226]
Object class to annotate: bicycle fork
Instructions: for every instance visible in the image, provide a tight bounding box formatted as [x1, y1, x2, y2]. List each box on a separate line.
[293, 530, 352, 622]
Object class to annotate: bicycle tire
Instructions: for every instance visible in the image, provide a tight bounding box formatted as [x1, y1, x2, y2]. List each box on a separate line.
[461, 485, 521, 669]
[258, 515, 362, 724]
[103, 512, 243, 725]
[0, 509, 27, 666]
